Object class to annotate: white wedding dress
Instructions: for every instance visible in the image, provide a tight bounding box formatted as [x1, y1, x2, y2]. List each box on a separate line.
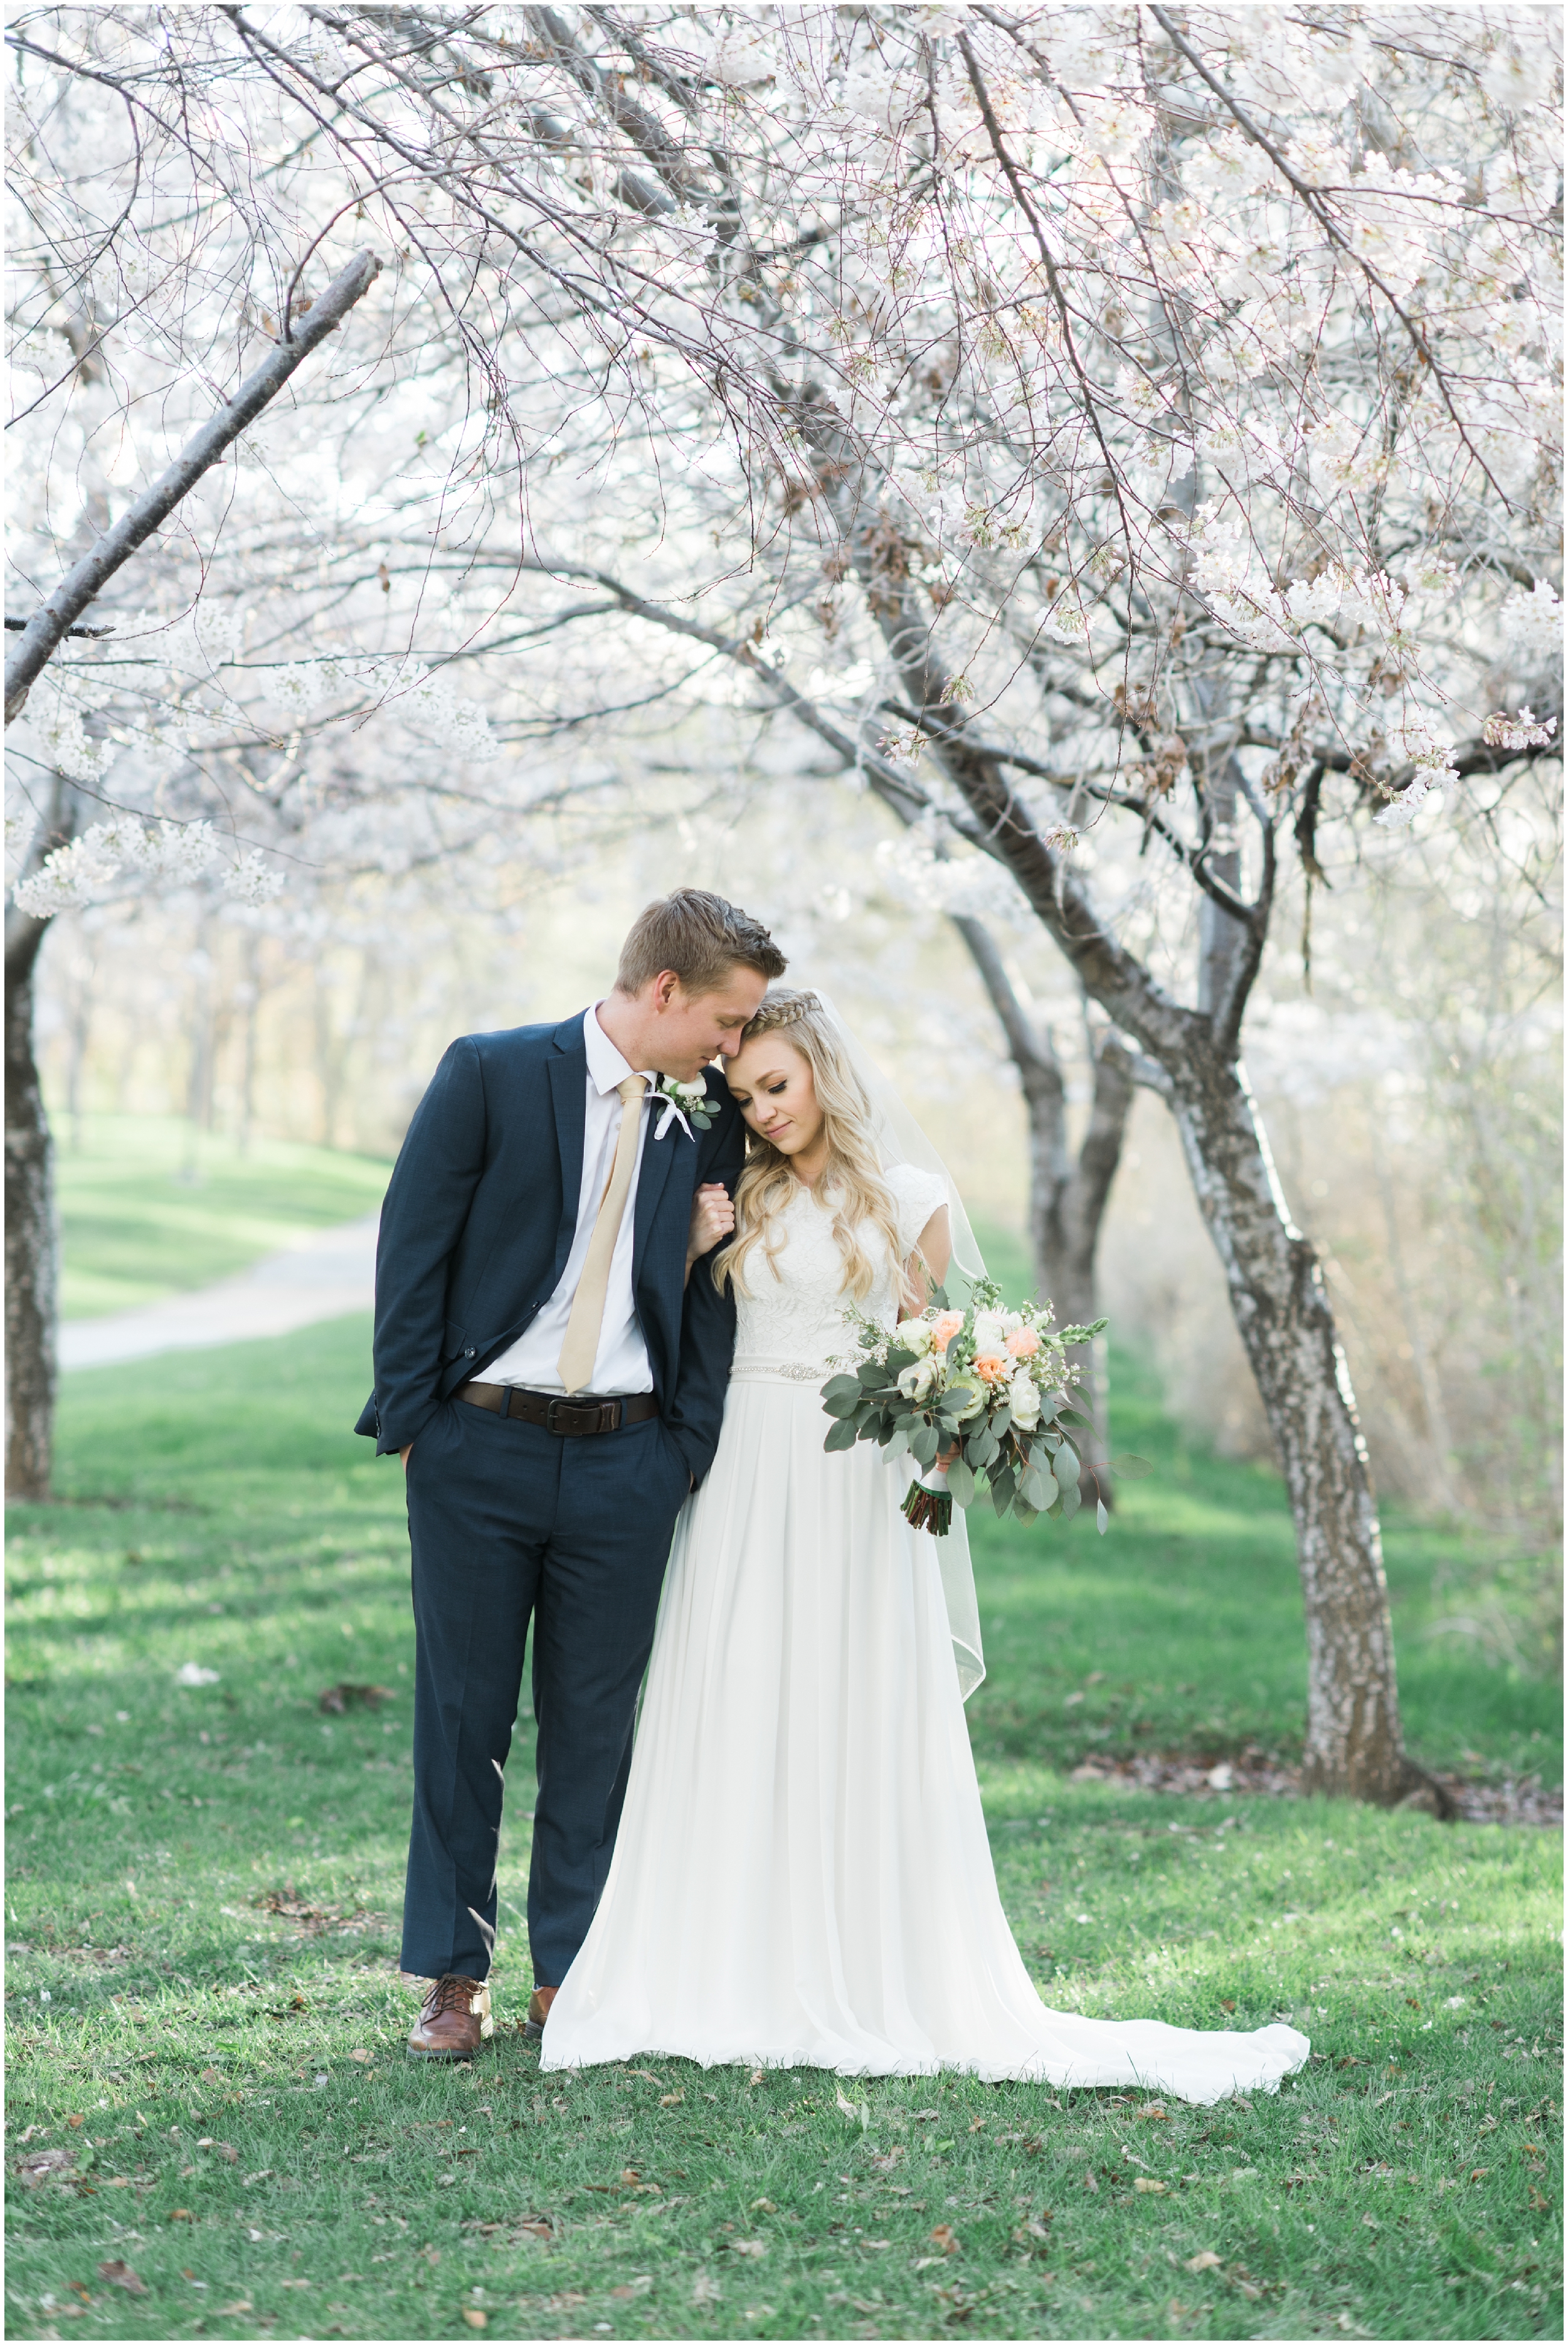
[542, 1166, 1309, 2103]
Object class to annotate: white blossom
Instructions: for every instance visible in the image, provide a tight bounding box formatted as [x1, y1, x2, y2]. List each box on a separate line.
[1483, 707, 1557, 752]
[1500, 580, 1564, 668]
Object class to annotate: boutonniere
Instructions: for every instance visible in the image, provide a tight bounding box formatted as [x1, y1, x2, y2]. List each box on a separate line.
[651, 1073, 719, 1140]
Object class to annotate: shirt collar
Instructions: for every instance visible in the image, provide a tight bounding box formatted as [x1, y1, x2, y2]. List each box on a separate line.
[585, 1004, 657, 1098]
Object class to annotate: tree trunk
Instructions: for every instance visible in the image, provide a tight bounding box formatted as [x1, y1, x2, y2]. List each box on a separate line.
[1168, 1048, 1444, 1807]
[237, 933, 262, 1155]
[6, 914, 57, 1499]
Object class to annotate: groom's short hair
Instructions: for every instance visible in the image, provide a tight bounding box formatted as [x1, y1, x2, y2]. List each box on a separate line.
[616, 888, 787, 997]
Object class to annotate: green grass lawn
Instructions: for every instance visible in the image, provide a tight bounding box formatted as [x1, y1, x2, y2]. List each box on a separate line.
[54, 1117, 390, 1319]
[5, 1321, 1560, 2341]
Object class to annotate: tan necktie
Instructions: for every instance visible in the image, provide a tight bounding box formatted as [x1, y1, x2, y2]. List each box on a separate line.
[556, 1074, 649, 1394]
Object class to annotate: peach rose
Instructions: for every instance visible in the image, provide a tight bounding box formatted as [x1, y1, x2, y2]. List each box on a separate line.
[929, 1311, 965, 1352]
[1005, 1326, 1041, 1359]
[972, 1348, 1010, 1385]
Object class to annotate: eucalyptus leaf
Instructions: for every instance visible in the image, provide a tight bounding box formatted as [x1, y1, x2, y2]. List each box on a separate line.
[1096, 1497, 1110, 1534]
[824, 1418, 859, 1454]
[909, 1420, 940, 1469]
[822, 1375, 862, 1405]
[1023, 1462, 1059, 1512]
[947, 1457, 976, 1508]
[1113, 1454, 1153, 1480]
[1059, 1473, 1081, 1522]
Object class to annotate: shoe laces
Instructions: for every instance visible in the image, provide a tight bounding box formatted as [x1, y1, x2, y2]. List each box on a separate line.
[425, 1972, 481, 2018]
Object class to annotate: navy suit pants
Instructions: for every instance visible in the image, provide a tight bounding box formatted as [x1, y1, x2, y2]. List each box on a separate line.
[401, 1395, 691, 1987]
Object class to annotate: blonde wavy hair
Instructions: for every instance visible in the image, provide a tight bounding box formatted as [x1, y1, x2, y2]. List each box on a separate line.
[714, 989, 905, 1303]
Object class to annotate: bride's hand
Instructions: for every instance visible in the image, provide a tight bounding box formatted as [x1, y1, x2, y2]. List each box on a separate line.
[686, 1183, 736, 1272]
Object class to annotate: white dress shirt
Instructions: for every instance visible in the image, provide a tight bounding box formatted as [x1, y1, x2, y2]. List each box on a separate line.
[485, 1006, 657, 1396]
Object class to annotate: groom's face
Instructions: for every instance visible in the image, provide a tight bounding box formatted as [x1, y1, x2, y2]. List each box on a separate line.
[650, 967, 769, 1080]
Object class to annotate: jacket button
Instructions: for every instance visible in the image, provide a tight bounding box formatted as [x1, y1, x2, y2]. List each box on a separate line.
[465, 1347, 476, 1358]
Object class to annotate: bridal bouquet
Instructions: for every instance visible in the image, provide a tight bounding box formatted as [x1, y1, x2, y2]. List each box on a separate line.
[820, 1279, 1110, 1536]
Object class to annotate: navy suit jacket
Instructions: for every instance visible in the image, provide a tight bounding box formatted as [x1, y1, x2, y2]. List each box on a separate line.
[354, 1014, 744, 1484]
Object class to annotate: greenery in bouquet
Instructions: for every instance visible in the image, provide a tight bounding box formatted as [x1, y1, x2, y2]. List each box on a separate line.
[820, 1277, 1126, 1537]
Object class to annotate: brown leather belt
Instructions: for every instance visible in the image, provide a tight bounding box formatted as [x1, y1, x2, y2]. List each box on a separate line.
[458, 1382, 659, 1437]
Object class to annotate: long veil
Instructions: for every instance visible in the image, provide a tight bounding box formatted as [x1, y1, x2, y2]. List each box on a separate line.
[816, 992, 987, 1701]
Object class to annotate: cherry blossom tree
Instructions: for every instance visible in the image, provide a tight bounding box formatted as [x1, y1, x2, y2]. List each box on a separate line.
[7, 6, 1562, 1805]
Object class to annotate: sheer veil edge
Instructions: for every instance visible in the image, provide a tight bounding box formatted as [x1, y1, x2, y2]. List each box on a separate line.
[813, 990, 987, 1700]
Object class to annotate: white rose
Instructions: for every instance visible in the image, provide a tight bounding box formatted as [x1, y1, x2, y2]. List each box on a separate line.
[972, 1313, 1006, 1353]
[898, 1357, 940, 1403]
[1001, 1311, 1024, 1336]
[1009, 1371, 1042, 1429]
[896, 1317, 933, 1357]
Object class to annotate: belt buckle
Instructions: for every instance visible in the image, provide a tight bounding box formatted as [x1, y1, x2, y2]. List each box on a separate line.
[544, 1395, 576, 1435]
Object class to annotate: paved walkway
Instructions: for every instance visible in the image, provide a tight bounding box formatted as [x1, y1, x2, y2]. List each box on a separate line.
[60, 1214, 379, 1371]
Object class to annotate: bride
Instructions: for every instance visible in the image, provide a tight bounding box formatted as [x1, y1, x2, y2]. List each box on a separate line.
[540, 989, 1308, 2102]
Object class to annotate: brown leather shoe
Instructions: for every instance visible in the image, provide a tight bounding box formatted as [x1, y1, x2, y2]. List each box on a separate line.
[405, 1974, 493, 2061]
[523, 1985, 557, 2041]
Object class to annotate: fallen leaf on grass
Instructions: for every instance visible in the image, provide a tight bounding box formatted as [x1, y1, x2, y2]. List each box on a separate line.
[660, 2090, 684, 2107]
[1219, 1999, 1236, 2013]
[167, 2208, 193, 2222]
[16, 2148, 75, 2185]
[319, 1683, 393, 1714]
[1185, 2251, 1222, 2273]
[750, 2198, 776, 2213]
[1528, 2186, 1551, 2213]
[199, 2067, 221, 2085]
[1470, 2168, 1491, 2181]
[1136, 2102, 1169, 2120]
[748, 2068, 765, 2087]
[730, 2240, 766, 2259]
[930, 2225, 960, 2254]
[460, 2312, 487, 2331]
[692, 2274, 721, 2305]
[1134, 2178, 1168, 2194]
[610, 2278, 653, 2299]
[216, 2304, 253, 2317]
[349, 2048, 374, 2065]
[97, 2262, 147, 2297]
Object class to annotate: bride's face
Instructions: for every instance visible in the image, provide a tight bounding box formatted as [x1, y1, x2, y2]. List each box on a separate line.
[726, 1034, 825, 1159]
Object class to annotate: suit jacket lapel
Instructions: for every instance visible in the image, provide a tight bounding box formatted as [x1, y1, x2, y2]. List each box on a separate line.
[547, 1016, 588, 1283]
[632, 1102, 678, 1274]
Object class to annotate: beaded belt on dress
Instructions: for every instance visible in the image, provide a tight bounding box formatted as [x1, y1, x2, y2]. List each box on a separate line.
[729, 1357, 835, 1384]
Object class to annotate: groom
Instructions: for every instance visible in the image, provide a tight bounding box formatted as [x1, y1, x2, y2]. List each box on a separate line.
[357, 889, 785, 2057]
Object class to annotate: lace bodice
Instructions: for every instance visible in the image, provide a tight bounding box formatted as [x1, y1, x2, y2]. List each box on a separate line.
[731, 1163, 948, 1376]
